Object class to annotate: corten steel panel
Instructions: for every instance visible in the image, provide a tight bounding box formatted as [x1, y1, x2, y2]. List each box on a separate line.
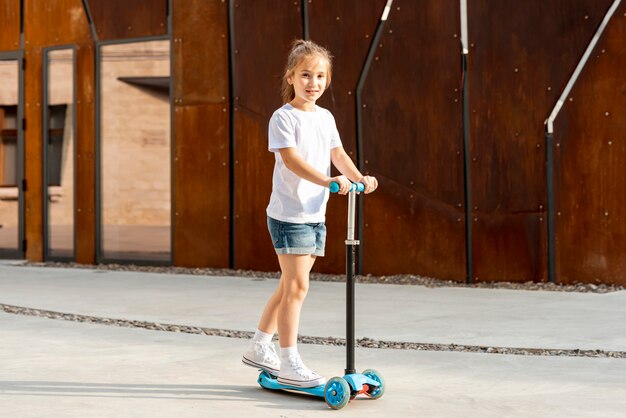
[0, 0, 21, 51]
[75, 43, 96, 264]
[233, 109, 278, 272]
[24, 0, 92, 47]
[23, 0, 94, 262]
[554, 5, 626, 286]
[173, 0, 228, 105]
[172, 0, 230, 267]
[85, 0, 167, 41]
[468, 0, 613, 282]
[360, 0, 466, 279]
[24, 48, 44, 260]
[233, 0, 302, 271]
[308, 0, 387, 274]
[173, 104, 230, 267]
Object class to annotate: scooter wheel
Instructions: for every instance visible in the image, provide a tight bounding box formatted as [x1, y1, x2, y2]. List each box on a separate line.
[324, 377, 351, 410]
[362, 369, 385, 400]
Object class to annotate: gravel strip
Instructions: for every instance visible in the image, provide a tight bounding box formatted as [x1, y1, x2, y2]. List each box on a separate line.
[2, 303, 624, 359]
[20, 262, 625, 293]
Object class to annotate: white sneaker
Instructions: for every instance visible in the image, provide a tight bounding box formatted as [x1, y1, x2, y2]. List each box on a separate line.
[242, 341, 280, 376]
[277, 356, 326, 388]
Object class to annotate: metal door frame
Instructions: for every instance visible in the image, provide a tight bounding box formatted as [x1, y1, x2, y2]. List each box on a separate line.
[0, 51, 25, 259]
[42, 44, 77, 262]
[95, 34, 173, 265]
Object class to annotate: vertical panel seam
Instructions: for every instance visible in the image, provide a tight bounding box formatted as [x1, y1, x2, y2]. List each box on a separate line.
[301, 0, 309, 40]
[460, 0, 473, 284]
[462, 52, 472, 284]
[168, 0, 174, 265]
[228, 0, 236, 268]
[20, 0, 24, 49]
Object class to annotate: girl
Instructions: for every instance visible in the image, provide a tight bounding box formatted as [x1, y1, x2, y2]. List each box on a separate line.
[242, 40, 378, 388]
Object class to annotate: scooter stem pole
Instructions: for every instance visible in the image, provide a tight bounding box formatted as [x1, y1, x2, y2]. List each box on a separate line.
[347, 189, 357, 241]
[345, 190, 358, 375]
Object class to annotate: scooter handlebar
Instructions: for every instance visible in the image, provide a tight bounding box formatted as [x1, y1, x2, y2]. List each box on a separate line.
[329, 182, 365, 193]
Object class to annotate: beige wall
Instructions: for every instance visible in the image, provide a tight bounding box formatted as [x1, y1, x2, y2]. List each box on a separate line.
[0, 60, 18, 104]
[100, 40, 170, 227]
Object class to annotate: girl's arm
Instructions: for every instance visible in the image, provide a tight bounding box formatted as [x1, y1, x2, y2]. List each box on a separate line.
[331, 147, 378, 193]
[279, 147, 352, 194]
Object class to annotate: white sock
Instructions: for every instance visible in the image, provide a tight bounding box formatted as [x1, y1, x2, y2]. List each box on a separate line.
[280, 346, 299, 362]
[252, 329, 273, 344]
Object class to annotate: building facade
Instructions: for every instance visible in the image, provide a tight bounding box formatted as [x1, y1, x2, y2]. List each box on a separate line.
[0, 0, 625, 285]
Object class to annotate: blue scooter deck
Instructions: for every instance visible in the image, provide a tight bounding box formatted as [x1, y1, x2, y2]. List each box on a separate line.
[257, 371, 326, 397]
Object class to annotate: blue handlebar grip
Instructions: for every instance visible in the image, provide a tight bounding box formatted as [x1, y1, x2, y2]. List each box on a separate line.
[329, 182, 365, 193]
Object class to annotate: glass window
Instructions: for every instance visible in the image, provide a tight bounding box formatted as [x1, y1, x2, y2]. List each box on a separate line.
[45, 48, 75, 259]
[1, 106, 18, 186]
[100, 40, 171, 262]
[47, 104, 68, 187]
[0, 60, 20, 252]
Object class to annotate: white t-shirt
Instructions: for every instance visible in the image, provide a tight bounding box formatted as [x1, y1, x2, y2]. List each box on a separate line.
[266, 103, 343, 223]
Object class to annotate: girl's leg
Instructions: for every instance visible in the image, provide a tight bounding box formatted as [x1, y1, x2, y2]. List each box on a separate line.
[243, 253, 319, 382]
[256, 276, 284, 334]
[258, 254, 316, 335]
[242, 271, 286, 376]
[276, 254, 325, 387]
[276, 254, 316, 347]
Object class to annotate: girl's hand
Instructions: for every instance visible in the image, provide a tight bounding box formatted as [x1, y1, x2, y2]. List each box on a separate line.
[329, 175, 351, 195]
[359, 175, 378, 194]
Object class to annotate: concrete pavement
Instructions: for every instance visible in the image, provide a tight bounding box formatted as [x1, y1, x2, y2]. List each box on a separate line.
[1, 260, 626, 417]
[2, 263, 626, 351]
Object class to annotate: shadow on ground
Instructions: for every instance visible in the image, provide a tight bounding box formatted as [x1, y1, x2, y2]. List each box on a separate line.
[0, 380, 339, 410]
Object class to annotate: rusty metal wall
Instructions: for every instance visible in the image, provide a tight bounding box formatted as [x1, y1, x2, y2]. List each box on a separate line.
[172, 0, 230, 268]
[25, 0, 93, 46]
[232, 0, 302, 271]
[85, 0, 168, 41]
[0, 0, 20, 51]
[360, 0, 466, 279]
[467, 0, 614, 282]
[74, 42, 96, 264]
[553, 2, 626, 285]
[22, 0, 95, 262]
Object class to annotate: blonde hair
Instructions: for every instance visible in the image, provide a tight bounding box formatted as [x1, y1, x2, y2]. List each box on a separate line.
[281, 39, 333, 104]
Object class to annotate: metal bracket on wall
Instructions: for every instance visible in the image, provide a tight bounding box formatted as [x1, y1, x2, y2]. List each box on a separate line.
[544, 0, 622, 283]
[81, 0, 99, 42]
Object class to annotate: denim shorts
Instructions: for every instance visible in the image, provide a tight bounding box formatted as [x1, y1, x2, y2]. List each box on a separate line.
[267, 216, 326, 257]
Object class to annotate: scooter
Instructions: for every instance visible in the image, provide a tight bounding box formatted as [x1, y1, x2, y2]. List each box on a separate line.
[257, 182, 385, 410]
